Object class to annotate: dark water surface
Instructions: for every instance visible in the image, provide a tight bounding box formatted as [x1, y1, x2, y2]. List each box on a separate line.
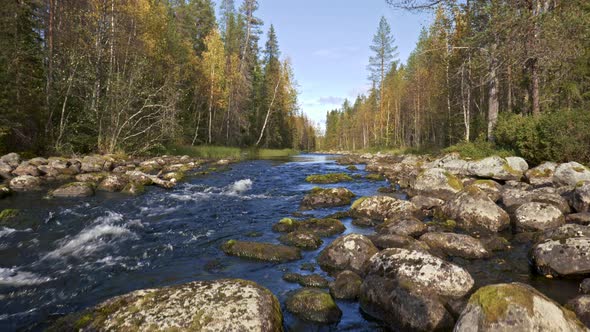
[0, 154, 581, 331]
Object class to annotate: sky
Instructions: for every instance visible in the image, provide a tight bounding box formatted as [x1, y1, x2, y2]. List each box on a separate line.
[235, 1, 432, 131]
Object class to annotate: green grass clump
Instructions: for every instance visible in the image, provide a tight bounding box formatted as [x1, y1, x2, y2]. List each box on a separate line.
[365, 173, 385, 181]
[443, 138, 514, 160]
[164, 144, 298, 160]
[305, 173, 353, 184]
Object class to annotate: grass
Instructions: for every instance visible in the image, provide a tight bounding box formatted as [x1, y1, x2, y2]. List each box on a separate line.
[443, 139, 515, 160]
[164, 144, 298, 160]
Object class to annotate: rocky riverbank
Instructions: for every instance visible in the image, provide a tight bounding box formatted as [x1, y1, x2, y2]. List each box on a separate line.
[15, 151, 590, 331]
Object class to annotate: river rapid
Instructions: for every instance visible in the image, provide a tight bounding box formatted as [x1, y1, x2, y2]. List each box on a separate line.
[0, 154, 581, 331]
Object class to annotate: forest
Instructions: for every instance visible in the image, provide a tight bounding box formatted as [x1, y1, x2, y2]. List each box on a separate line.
[0, 0, 318, 156]
[324, 0, 590, 163]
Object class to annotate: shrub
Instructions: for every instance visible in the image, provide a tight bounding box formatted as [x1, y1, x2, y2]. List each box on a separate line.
[443, 137, 514, 160]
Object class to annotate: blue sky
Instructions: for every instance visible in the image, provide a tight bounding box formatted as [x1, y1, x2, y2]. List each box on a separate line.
[226, 1, 432, 130]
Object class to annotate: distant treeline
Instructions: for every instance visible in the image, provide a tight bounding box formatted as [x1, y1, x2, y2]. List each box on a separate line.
[324, 0, 589, 159]
[0, 0, 317, 155]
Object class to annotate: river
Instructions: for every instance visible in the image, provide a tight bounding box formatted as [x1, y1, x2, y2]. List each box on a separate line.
[0, 154, 581, 331]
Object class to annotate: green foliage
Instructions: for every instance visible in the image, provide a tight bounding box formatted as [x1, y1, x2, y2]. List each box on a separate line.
[305, 173, 353, 184]
[165, 145, 243, 159]
[495, 110, 590, 164]
[443, 138, 514, 160]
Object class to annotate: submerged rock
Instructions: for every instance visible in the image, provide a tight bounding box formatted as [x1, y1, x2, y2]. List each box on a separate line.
[286, 288, 342, 324]
[279, 231, 322, 250]
[317, 234, 378, 276]
[513, 202, 565, 232]
[305, 173, 353, 184]
[222, 240, 301, 263]
[455, 283, 586, 332]
[51, 182, 95, 198]
[283, 273, 329, 288]
[329, 270, 362, 300]
[50, 279, 283, 332]
[419, 232, 489, 259]
[350, 196, 419, 222]
[0, 208, 19, 221]
[300, 187, 355, 210]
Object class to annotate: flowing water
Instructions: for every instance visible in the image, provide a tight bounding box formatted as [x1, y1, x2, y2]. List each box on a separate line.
[0, 154, 581, 331]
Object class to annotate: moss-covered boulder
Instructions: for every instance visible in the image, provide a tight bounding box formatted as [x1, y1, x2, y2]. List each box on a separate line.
[329, 270, 362, 300]
[469, 179, 503, 202]
[283, 273, 329, 288]
[75, 172, 108, 184]
[297, 218, 346, 237]
[554, 162, 590, 187]
[97, 175, 128, 192]
[124, 171, 154, 186]
[411, 167, 463, 200]
[9, 175, 42, 191]
[51, 182, 95, 198]
[222, 240, 301, 263]
[441, 186, 510, 233]
[502, 187, 571, 214]
[455, 283, 586, 332]
[350, 196, 419, 223]
[272, 217, 298, 233]
[526, 162, 557, 186]
[305, 173, 353, 184]
[375, 216, 427, 237]
[0, 209, 19, 222]
[80, 155, 107, 173]
[419, 232, 489, 259]
[346, 165, 358, 171]
[0, 184, 12, 199]
[50, 279, 283, 332]
[317, 234, 378, 276]
[162, 171, 184, 183]
[279, 231, 322, 250]
[365, 173, 385, 181]
[467, 156, 524, 181]
[286, 288, 342, 324]
[300, 187, 355, 210]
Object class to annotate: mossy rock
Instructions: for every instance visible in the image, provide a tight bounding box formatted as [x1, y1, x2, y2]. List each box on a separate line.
[350, 197, 368, 210]
[283, 273, 329, 288]
[425, 219, 457, 232]
[121, 183, 145, 196]
[298, 218, 346, 237]
[279, 231, 323, 250]
[286, 288, 342, 324]
[222, 240, 301, 262]
[51, 182, 95, 198]
[444, 171, 464, 191]
[346, 165, 359, 171]
[305, 173, 353, 184]
[0, 209, 19, 221]
[365, 173, 385, 181]
[162, 171, 185, 182]
[272, 218, 299, 233]
[301, 187, 355, 210]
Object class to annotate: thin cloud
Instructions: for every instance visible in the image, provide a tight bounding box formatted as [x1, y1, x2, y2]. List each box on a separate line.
[312, 46, 359, 59]
[318, 96, 345, 105]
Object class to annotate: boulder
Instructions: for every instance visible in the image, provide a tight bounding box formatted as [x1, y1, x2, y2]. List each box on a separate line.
[300, 187, 355, 210]
[580, 279, 590, 294]
[317, 234, 378, 275]
[350, 196, 419, 222]
[375, 216, 427, 237]
[50, 279, 282, 332]
[506, 157, 529, 173]
[285, 288, 342, 324]
[125, 171, 154, 186]
[329, 270, 362, 300]
[568, 213, 590, 225]
[468, 179, 503, 202]
[365, 248, 474, 299]
[222, 240, 301, 263]
[305, 173, 353, 184]
[431, 153, 470, 176]
[367, 234, 431, 253]
[38, 165, 61, 177]
[0, 161, 12, 179]
[9, 175, 41, 191]
[279, 231, 322, 250]
[567, 295, 590, 328]
[526, 162, 557, 187]
[283, 273, 329, 288]
[81, 156, 106, 173]
[441, 186, 510, 233]
[12, 162, 41, 177]
[419, 232, 489, 259]
[513, 202, 565, 232]
[161, 171, 184, 183]
[502, 187, 570, 214]
[455, 283, 586, 332]
[467, 156, 523, 181]
[574, 183, 590, 213]
[410, 195, 445, 216]
[554, 162, 590, 187]
[534, 224, 590, 243]
[75, 172, 108, 184]
[360, 275, 454, 332]
[0, 184, 11, 199]
[51, 182, 95, 198]
[531, 237, 590, 277]
[121, 182, 145, 196]
[97, 174, 128, 192]
[0, 153, 20, 168]
[296, 218, 346, 237]
[411, 167, 463, 200]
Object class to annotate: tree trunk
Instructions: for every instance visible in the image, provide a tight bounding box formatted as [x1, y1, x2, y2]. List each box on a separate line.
[256, 67, 281, 147]
[487, 44, 500, 142]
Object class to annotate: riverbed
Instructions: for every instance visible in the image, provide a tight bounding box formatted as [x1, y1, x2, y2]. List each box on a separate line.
[0, 154, 581, 331]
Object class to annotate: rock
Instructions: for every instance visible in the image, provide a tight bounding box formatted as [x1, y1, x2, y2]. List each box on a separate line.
[125, 171, 154, 185]
[9, 175, 41, 191]
[286, 288, 342, 324]
[554, 162, 590, 187]
[350, 196, 419, 222]
[97, 174, 127, 192]
[296, 218, 346, 237]
[568, 213, 590, 225]
[566, 296, 590, 328]
[574, 183, 590, 213]
[410, 195, 444, 216]
[481, 235, 511, 252]
[375, 216, 426, 237]
[0, 209, 19, 221]
[38, 165, 61, 177]
[222, 240, 301, 262]
[50, 279, 282, 332]
[0, 161, 12, 179]
[467, 156, 523, 181]
[468, 179, 503, 202]
[12, 162, 41, 177]
[535, 224, 590, 243]
[412, 167, 463, 200]
[300, 187, 355, 210]
[526, 162, 557, 186]
[580, 279, 590, 294]
[121, 182, 145, 196]
[367, 234, 431, 253]
[365, 248, 474, 299]
[455, 283, 586, 332]
[279, 231, 322, 250]
[531, 237, 590, 277]
[51, 182, 95, 198]
[441, 186, 510, 233]
[75, 172, 108, 183]
[27, 157, 47, 166]
[506, 156, 529, 173]
[360, 275, 454, 332]
[513, 202, 565, 232]
[305, 173, 353, 184]
[419, 232, 489, 259]
[317, 234, 378, 275]
[48, 157, 70, 170]
[272, 218, 298, 233]
[81, 156, 106, 173]
[431, 153, 471, 176]
[330, 270, 362, 300]
[502, 187, 571, 214]
[162, 171, 184, 183]
[283, 273, 329, 288]
[0, 153, 20, 168]
[0, 184, 11, 199]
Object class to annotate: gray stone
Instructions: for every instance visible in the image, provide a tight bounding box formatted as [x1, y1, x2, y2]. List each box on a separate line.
[532, 237, 590, 277]
[467, 156, 523, 181]
[329, 270, 362, 300]
[222, 240, 301, 263]
[554, 162, 590, 187]
[350, 196, 419, 222]
[375, 216, 427, 237]
[412, 167, 463, 200]
[286, 288, 342, 324]
[574, 183, 590, 213]
[419, 232, 489, 259]
[301, 187, 355, 210]
[514, 202, 565, 232]
[317, 234, 378, 276]
[51, 182, 95, 198]
[9, 175, 41, 191]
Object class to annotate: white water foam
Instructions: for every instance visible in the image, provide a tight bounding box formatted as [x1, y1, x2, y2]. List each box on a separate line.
[0, 227, 17, 238]
[168, 179, 263, 202]
[0, 268, 52, 286]
[224, 179, 253, 195]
